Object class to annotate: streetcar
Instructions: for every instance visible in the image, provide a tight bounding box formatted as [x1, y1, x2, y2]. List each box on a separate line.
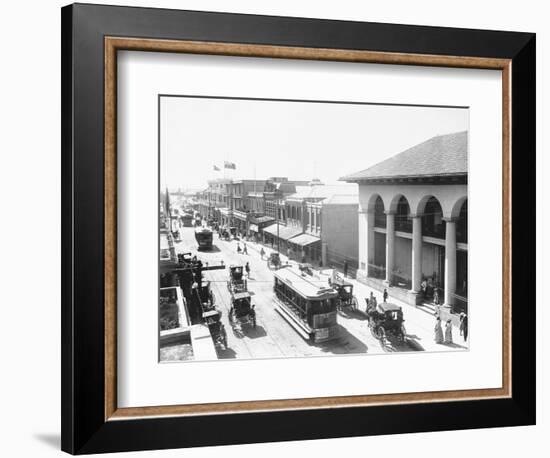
[180, 212, 194, 227]
[195, 227, 213, 250]
[273, 266, 339, 343]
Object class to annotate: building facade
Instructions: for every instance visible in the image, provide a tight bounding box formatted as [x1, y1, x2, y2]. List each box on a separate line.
[343, 131, 468, 313]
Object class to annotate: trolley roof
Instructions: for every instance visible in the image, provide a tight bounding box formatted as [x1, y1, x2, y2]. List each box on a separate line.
[274, 267, 338, 301]
[378, 302, 402, 312]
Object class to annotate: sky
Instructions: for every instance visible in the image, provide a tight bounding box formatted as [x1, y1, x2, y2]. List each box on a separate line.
[160, 96, 468, 191]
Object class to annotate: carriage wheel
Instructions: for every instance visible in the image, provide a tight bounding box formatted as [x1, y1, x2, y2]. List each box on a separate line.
[399, 324, 407, 342]
[351, 297, 358, 311]
[369, 322, 378, 339]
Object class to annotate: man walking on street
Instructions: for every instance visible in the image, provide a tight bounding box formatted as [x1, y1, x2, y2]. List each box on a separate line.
[383, 288, 388, 302]
[459, 312, 468, 342]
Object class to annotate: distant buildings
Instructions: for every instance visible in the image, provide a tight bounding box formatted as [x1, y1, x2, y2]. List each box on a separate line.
[196, 177, 359, 271]
[342, 131, 468, 313]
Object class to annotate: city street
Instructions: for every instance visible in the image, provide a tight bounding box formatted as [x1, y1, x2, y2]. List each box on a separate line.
[174, 226, 421, 360]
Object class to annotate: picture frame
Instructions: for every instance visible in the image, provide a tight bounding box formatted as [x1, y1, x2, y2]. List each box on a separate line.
[61, 3, 535, 454]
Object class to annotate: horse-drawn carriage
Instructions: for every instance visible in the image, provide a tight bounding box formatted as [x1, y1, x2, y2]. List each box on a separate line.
[219, 226, 236, 241]
[366, 302, 406, 343]
[329, 271, 358, 312]
[229, 291, 256, 328]
[202, 309, 227, 350]
[227, 265, 247, 294]
[267, 252, 282, 270]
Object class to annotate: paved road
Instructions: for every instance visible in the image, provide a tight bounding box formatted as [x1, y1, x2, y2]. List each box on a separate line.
[174, 226, 416, 359]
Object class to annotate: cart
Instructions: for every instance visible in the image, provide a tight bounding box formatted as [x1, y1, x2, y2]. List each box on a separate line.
[229, 291, 256, 328]
[367, 302, 406, 343]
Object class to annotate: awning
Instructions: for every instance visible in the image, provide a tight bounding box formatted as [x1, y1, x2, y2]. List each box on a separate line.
[288, 233, 321, 247]
[263, 224, 303, 241]
[250, 215, 275, 225]
[233, 211, 248, 221]
[249, 224, 259, 233]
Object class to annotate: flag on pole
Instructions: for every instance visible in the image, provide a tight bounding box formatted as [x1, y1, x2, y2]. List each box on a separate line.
[213, 165, 220, 171]
[224, 161, 236, 170]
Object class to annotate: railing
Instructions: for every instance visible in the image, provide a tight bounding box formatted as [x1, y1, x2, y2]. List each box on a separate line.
[395, 218, 412, 233]
[374, 213, 386, 228]
[422, 223, 445, 239]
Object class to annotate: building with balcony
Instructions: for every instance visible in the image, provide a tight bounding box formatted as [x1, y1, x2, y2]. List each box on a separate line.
[342, 131, 468, 313]
[269, 183, 359, 268]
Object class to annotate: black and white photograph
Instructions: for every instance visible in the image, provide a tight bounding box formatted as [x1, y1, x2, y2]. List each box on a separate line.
[159, 95, 469, 362]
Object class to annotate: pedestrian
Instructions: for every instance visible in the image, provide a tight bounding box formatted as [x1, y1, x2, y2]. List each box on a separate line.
[343, 260, 348, 278]
[245, 261, 250, 278]
[260, 247, 265, 260]
[236, 243, 241, 254]
[383, 288, 388, 302]
[433, 286, 440, 305]
[459, 312, 468, 342]
[444, 319, 453, 344]
[243, 243, 248, 255]
[434, 316, 444, 344]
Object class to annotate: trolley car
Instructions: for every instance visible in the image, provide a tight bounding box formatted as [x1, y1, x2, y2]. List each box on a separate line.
[180, 212, 194, 227]
[273, 267, 339, 343]
[194, 227, 213, 250]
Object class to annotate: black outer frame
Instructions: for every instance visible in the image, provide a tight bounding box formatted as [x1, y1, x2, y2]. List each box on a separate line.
[61, 3, 536, 455]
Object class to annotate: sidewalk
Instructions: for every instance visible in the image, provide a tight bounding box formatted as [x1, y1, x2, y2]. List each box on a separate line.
[217, 233, 468, 353]
[334, 272, 468, 352]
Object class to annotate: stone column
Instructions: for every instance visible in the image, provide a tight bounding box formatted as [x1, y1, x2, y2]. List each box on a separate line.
[366, 212, 375, 274]
[358, 210, 374, 274]
[444, 219, 457, 306]
[410, 216, 422, 292]
[385, 212, 395, 285]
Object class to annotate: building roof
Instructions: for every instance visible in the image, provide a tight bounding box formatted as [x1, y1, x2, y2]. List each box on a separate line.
[341, 131, 467, 182]
[322, 194, 359, 205]
[286, 184, 358, 201]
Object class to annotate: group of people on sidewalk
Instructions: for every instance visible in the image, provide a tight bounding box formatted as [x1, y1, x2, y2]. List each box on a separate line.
[434, 312, 468, 345]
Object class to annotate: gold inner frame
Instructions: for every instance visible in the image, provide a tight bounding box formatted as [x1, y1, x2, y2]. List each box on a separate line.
[104, 37, 512, 421]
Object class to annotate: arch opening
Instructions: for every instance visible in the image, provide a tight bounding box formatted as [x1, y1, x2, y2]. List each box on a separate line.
[421, 196, 444, 239]
[394, 195, 412, 233]
[373, 195, 386, 228]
